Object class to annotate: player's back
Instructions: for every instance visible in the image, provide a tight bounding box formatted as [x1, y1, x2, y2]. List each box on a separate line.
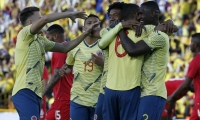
[106, 25, 155, 90]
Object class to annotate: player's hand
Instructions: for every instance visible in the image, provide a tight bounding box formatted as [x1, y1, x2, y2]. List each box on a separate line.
[135, 21, 146, 37]
[161, 20, 179, 33]
[91, 53, 104, 67]
[109, 20, 120, 28]
[59, 64, 68, 77]
[121, 19, 140, 29]
[84, 21, 101, 35]
[69, 11, 88, 23]
[167, 95, 172, 103]
[167, 100, 175, 117]
[167, 95, 176, 105]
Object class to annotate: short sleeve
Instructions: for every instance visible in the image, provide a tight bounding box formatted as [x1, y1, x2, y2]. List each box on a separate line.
[142, 25, 155, 36]
[143, 30, 168, 50]
[21, 24, 35, 42]
[39, 36, 55, 51]
[186, 57, 199, 79]
[66, 50, 75, 65]
[23, 25, 32, 35]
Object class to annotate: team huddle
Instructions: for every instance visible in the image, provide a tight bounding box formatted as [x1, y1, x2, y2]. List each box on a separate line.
[11, 1, 200, 120]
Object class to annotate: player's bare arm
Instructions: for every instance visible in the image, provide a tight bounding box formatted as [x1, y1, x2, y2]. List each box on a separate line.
[50, 21, 101, 53]
[42, 69, 61, 97]
[119, 30, 151, 57]
[119, 20, 177, 57]
[31, 11, 87, 34]
[155, 20, 179, 35]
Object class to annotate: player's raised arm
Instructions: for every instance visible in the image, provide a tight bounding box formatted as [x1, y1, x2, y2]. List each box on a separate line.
[119, 20, 177, 57]
[117, 20, 152, 57]
[155, 20, 178, 35]
[98, 22, 124, 49]
[50, 21, 101, 53]
[30, 11, 87, 34]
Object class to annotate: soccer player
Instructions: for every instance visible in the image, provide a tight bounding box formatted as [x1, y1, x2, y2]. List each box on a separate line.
[11, 6, 99, 120]
[98, 3, 155, 120]
[134, 2, 176, 119]
[98, 2, 178, 120]
[108, 2, 177, 120]
[92, 2, 124, 120]
[42, 24, 74, 120]
[59, 14, 104, 120]
[167, 33, 200, 120]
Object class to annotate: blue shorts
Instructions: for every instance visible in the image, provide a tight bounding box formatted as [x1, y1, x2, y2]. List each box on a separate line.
[70, 101, 95, 120]
[12, 89, 41, 120]
[137, 96, 166, 120]
[103, 87, 140, 120]
[94, 93, 104, 120]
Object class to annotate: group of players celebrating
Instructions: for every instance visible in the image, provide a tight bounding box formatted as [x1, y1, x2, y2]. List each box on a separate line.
[11, 1, 200, 120]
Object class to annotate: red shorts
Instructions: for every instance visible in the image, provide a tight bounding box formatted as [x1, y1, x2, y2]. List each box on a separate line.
[40, 96, 47, 120]
[161, 103, 175, 117]
[46, 100, 70, 120]
[190, 103, 200, 120]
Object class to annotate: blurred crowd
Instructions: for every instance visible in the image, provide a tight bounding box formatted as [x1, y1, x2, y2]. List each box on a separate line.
[0, 0, 199, 118]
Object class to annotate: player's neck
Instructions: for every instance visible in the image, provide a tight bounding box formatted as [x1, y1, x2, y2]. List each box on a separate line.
[58, 40, 64, 43]
[194, 49, 200, 57]
[148, 19, 159, 26]
[151, 21, 159, 26]
[85, 36, 98, 45]
[56, 37, 65, 43]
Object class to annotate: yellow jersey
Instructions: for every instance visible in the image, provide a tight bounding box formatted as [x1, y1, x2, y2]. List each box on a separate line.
[12, 25, 55, 98]
[141, 30, 169, 99]
[66, 40, 103, 107]
[99, 23, 155, 90]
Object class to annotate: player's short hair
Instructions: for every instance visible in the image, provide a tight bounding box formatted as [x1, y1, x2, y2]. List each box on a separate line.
[84, 14, 99, 25]
[47, 24, 64, 34]
[19, 7, 40, 26]
[141, 1, 160, 14]
[122, 3, 139, 20]
[107, 2, 124, 16]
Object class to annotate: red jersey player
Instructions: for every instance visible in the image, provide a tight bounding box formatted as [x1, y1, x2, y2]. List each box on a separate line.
[43, 24, 74, 120]
[40, 66, 49, 120]
[167, 33, 200, 120]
